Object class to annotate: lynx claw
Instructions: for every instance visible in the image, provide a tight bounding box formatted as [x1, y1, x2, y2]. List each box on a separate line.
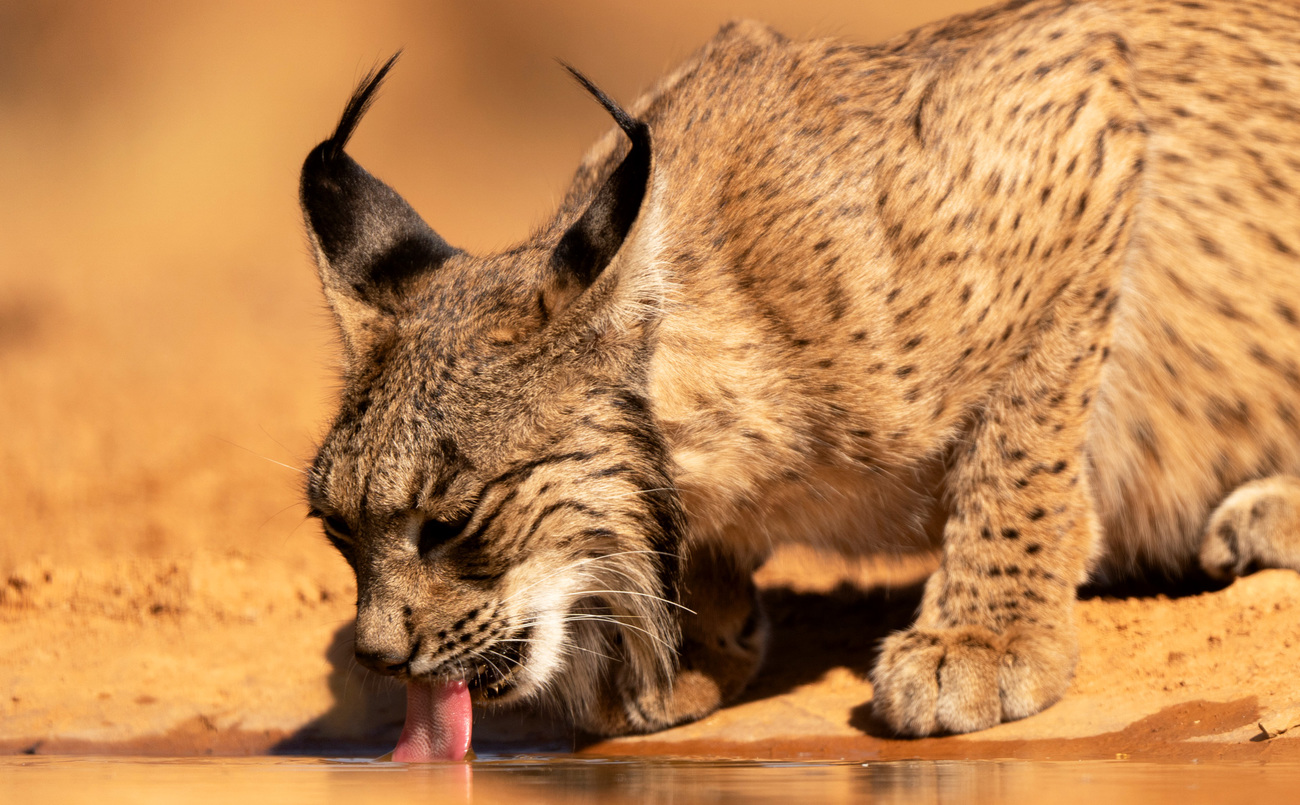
[870, 624, 1077, 736]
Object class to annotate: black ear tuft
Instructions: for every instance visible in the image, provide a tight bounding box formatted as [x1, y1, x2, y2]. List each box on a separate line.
[301, 52, 457, 342]
[325, 52, 402, 162]
[560, 62, 647, 148]
[551, 66, 652, 290]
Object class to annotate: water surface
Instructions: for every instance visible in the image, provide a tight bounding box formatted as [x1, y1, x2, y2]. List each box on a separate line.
[4, 755, 1297, 804]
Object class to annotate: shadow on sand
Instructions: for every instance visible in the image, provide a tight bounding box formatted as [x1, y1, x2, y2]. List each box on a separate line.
[270, 621, 407, 756]
[272, 564, 1233, 754]
[271, 577, 928, 755]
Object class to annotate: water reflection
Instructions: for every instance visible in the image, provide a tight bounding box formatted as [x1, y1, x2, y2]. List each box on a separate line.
[3, 756, 1298, 805]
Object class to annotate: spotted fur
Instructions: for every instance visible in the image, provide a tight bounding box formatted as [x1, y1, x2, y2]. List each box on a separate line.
[301, 0, 1300, 737]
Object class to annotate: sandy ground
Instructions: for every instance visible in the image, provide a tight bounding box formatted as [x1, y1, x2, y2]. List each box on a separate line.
[3, 0, 1299, 762]
[4, 547, 1300, 760]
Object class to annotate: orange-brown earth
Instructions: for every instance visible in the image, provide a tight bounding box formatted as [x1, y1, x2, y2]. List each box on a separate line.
[2, 0, 1298, 762]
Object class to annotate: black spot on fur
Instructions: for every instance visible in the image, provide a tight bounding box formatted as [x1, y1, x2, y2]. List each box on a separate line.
[1269, 232, 1296, 256]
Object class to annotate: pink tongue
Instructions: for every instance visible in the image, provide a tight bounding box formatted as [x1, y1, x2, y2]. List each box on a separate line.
[390, 679, 472, 762]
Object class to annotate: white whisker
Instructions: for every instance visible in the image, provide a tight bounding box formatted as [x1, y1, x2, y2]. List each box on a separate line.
[213, 436, 307, 475]
[607, 487, 675, 499]
[495, 639, 618, 663]
[497, 548, 675, 608]
[520, 614, 677, 651]
[477, 650, 508, 680]
[569, 588, 696, 613]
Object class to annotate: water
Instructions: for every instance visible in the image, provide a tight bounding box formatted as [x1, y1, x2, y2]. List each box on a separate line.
[4, 755, 1298, 804]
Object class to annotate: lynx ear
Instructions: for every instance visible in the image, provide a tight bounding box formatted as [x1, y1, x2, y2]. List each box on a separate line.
[545, 67, 654, 322]
[301, 53, 457, 357]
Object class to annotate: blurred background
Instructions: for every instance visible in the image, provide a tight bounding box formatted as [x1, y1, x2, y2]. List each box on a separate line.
[0, 0, 979, 573]
[0, 0, 982, 751]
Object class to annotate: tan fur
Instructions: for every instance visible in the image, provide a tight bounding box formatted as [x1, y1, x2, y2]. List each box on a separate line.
[301, 0, 1300, 738]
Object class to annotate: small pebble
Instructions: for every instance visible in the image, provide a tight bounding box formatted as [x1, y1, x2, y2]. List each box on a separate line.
[1257, 704, 1300, 739]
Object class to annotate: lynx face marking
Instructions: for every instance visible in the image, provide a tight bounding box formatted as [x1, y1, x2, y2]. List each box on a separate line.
[302, 0, 1300, 740]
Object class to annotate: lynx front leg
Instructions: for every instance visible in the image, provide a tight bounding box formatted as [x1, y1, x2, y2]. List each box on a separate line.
[586, 546, 768, 735]
[871, 300, 1115, 736]
[859, 6, 1147, 737]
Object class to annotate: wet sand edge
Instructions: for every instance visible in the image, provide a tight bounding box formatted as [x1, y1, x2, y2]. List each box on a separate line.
[5, 699, 1298, 763]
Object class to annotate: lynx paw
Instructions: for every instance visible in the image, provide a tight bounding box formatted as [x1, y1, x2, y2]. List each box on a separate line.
[870, 624, 1077, 736]
[582, 581, 768, 736]
[1200, 477, 1300, 580]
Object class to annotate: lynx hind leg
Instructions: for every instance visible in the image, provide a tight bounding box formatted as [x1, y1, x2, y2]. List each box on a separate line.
[586, 546, 768, 735]
[1200, 476, 1300, 580]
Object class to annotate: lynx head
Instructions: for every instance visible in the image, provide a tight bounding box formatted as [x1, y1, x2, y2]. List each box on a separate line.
[299, 55, 684, 726]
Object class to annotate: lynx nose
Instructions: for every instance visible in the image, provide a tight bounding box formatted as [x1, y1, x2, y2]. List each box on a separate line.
[355, 647, 411, 676]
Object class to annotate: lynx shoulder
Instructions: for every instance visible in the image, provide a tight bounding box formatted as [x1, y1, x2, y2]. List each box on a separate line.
[299, 0, 1300, 746]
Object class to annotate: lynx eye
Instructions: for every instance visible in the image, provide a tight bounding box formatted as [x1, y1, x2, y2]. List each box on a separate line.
[320, 513, 354, 545]
[418, 513, 472, 556]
